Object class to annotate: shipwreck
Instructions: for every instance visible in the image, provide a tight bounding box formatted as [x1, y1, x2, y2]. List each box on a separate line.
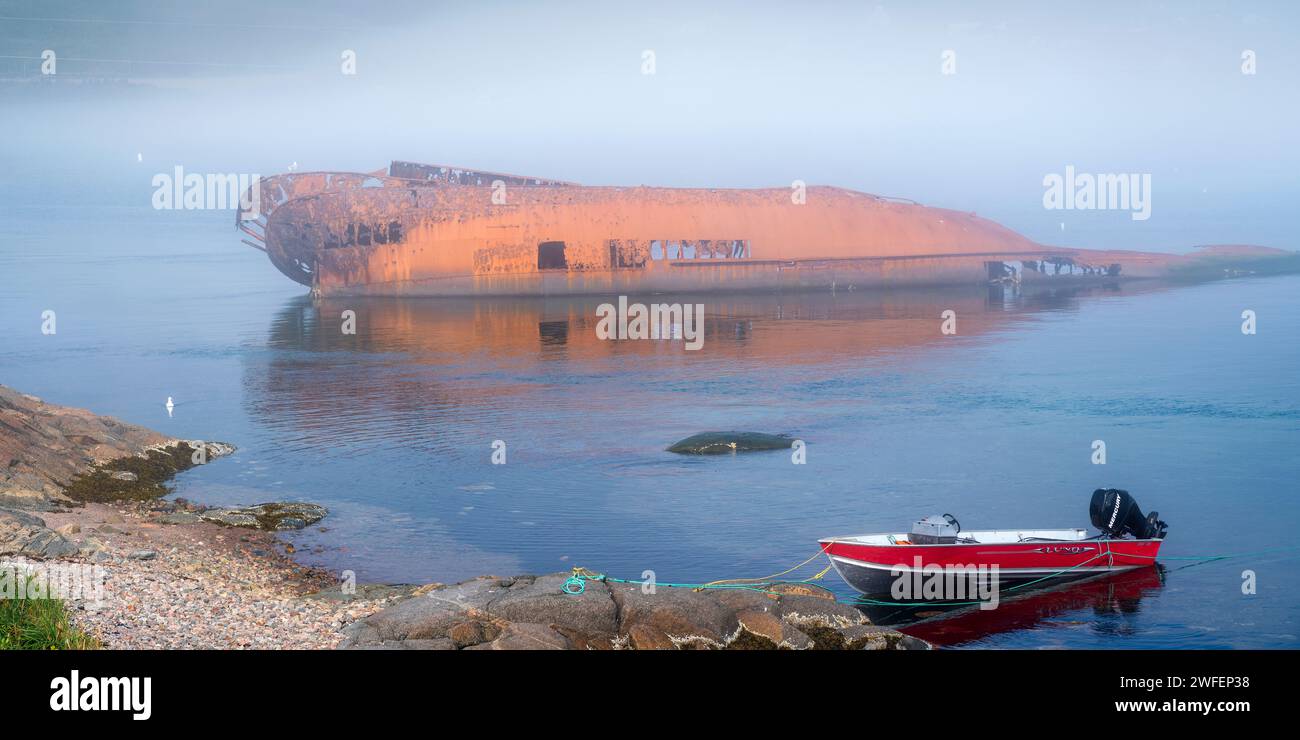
[236, 161, 1297, 297]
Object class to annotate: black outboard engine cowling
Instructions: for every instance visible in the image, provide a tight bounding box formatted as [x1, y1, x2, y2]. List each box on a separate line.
[1090, 488, 1168, 539]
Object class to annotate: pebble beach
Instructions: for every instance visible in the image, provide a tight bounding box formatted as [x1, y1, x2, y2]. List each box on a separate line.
[13, 501, 403, 649]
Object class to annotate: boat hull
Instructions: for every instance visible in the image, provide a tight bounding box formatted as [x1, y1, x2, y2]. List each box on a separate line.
[820, 536, 1163, 597]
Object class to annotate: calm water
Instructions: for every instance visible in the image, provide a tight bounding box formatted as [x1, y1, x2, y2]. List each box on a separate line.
[2, 205, 1297, 648]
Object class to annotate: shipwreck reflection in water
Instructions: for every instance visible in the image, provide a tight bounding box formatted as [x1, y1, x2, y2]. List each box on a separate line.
[246, 281, 1166, 451]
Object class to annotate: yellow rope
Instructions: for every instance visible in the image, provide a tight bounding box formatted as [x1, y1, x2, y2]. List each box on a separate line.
[565, 547, 835, 595]
[701, 544, 832, 587]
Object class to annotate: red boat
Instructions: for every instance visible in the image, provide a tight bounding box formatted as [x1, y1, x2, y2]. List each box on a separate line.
[819, 489, 1168, 597]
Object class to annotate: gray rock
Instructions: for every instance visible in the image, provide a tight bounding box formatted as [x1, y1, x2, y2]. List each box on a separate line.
[467, 623, 570, 650]
[336, 622, 382, 648]
[398, 638, 457, 650]
[447, 621, 487, 648]
[484, 573, 618, 637]
[192, 441, 236, 459]
[358, 578, 500, 642]
[199, 502, 327, 531]
[709, 587, 780, 614]
[127, 550, 157, 560]
[896, 635, 931, 651]
[0, 488, 69, 512]
[773, 594, 871, 629]
[338, 570, 922, 651]
[627, 623, 675, 650]
[305, 583, 422, 604]
[609, 581, 740, 646]
[837, 624, 893, 641]
[79, 537, 106, 555]
[109, 471, 138, 482]
[782, 625, 815, 650]
[667, 431, 795, 454]
[0, 508, 81, 559]
[733, 607, 815, 649]
[157, 512, 202, 525]
[198, 510, 260, 528]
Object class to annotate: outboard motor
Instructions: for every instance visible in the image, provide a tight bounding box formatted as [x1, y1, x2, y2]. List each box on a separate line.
[911, 513, 961, 544]
[1090, 488, 1168, 539]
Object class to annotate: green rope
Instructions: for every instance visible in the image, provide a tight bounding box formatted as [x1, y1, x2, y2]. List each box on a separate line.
[562, 571, 833, 596]
[556, 569, 832, 598]
[561, 544, 1300, 603]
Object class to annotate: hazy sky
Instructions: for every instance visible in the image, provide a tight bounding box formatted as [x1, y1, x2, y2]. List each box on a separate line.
[2, 0, 1297, 251]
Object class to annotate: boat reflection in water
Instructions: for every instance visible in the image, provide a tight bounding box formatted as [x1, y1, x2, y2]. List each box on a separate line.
[864, 565, 1167, 648]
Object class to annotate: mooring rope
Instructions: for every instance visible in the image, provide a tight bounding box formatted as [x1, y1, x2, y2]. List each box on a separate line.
[561, 546, 836, 596]
[561, 543, 1300, 604]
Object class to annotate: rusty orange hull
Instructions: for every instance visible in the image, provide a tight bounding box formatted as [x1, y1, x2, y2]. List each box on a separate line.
[237, 161, 1294, 297]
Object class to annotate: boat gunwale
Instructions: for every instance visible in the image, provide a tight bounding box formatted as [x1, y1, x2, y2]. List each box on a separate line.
[817, 528, 1170, 548]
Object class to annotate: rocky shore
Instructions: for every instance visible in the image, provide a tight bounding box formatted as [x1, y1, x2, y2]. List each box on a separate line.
[341, 575, 927, 650]
[0, 385, 406, 648]
[1, 385, 926, 650]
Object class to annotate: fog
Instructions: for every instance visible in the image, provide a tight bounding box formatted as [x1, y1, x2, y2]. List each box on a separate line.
[3, 0, 1297, 251]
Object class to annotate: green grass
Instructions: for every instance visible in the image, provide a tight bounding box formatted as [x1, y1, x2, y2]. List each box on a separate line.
[0, 578, 101, 650]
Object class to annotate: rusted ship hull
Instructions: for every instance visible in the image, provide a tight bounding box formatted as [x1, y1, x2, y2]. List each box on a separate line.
[237, 161, 1296, 297]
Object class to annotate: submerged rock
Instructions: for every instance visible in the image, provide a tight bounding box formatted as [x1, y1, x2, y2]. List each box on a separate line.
[199, 502, 328, 531]
[337, 571, 928, 651]
[667, 431, 794, 454]
[199, 510, 259, 528]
